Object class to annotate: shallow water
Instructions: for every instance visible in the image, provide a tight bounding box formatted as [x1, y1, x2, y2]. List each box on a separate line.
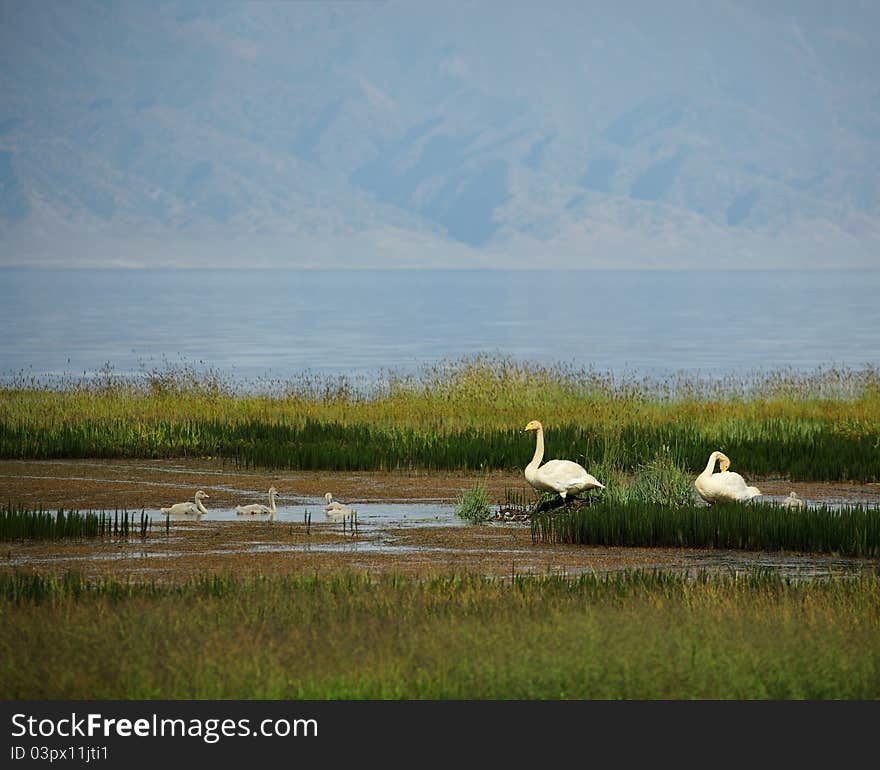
[152, 501, 464, 529]
[140, 489, 880, 532]
[5, 462, 879, 527]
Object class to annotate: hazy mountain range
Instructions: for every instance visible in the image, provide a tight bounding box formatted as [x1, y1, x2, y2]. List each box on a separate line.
[1, 0, 878, 268]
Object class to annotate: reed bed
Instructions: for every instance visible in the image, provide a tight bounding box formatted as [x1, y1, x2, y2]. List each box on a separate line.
[0, 503, 150, 541]
[1, 570, 878, 699]
[531, 500, 880, 557]
[2, 358, 879, 479]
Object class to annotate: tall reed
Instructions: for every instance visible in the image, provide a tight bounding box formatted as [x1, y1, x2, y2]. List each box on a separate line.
[0, 504, 150, 541]
[2, 358, 879, 479]
[531, 500, 880, 557]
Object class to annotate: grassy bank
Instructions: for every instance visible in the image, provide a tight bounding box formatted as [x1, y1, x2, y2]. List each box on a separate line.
[531, 500, 880, 557]
[2, 359, 879, 479]
[1, 570, 878, 699]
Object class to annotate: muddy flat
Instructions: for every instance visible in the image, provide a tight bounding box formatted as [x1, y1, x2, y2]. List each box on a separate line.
[1, 459, 878, 581]
[0, 458, 523, 510]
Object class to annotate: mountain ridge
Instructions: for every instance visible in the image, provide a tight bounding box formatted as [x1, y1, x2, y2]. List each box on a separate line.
[1, 1, 878, 268]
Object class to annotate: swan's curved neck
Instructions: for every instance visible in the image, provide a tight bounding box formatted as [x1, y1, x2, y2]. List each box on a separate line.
[197, 500, 208, 514]
[702, 453, 719, 475]
[527, 428, 545, 471]
[269, 491, 277, 513]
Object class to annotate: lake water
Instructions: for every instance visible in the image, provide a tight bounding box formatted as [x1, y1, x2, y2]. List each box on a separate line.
[1, 268, 878, 384]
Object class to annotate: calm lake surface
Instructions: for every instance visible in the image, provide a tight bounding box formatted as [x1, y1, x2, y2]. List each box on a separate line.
[1, 269, 878, 384]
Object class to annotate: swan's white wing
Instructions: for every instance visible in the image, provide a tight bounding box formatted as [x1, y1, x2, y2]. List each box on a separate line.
[576, 473, 605, 490]
[165, 502, 195, 515]
[537, 460, 604, 493]
[236, 504, 270, 515]
[725, 471, 762, 500]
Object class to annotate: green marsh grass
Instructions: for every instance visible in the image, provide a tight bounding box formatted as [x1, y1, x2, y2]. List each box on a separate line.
[0, 503, 150, 541]
[2, 358, 879, 479]
[1, 570, 878, 699]
[531, 500, 880, 557]
[590, 443, 695, 507]
[454, 482, 492, 523]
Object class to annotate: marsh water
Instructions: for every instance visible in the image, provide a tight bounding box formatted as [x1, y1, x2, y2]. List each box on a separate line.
[2, 268, 879, 383]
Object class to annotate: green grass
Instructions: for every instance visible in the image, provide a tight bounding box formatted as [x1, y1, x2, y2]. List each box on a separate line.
[2, 357, 879, 479]
[531, 500, 880, 557]
[454, 482, 492, 523]
[1, 570, 878, 699]
[592, 444, 696, 507]
[0, 503, 151, 540]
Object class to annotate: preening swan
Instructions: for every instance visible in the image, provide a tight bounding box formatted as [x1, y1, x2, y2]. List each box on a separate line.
[236, 486, 278, 516]
[523, 419, 604, 500]
[160, 490, 209, 516]
[323, 492, 355, 519]
[781, 491, 805, 509]
[694, 452, 762, 504]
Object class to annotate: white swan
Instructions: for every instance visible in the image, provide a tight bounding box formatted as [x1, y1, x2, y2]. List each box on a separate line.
[781, 491, 805, 509]
[523, 419, 604, 501]
[236, 486, 278, 516]
[694, 452, 761, 504]
[323, 493, 355, 519]
[160, 490, 209, 516]
[324, 493, 349, 512]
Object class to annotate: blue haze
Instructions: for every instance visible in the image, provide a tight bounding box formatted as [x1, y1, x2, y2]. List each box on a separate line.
[1, 2, 879, 267]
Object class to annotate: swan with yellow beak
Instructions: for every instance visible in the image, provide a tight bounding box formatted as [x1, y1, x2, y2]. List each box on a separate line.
[523, 419, 605, 501]
[694, 451, 762, 504]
